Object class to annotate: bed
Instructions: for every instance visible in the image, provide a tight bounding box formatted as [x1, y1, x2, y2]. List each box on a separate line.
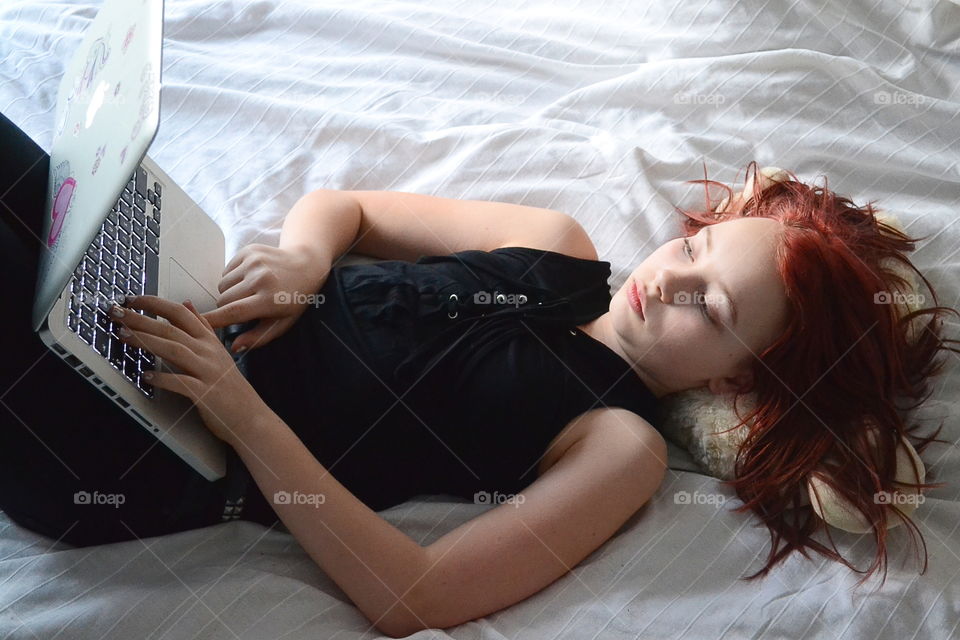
[2, 0, 959, 637]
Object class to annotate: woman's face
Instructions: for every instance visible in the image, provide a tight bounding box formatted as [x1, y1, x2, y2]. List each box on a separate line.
[610, 216, 790, 397]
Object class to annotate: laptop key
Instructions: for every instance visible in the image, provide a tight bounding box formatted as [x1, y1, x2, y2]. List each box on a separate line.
[96, 312, 112, 333]
[109, 344, 125, 370]
[135, 166, 147, 196]
[80, 304, 96, 327]
[94, 329, 111, 357]
[144, 245, 158, 283]
[123, 355, 139, 378]
[78, 321, 94, 345]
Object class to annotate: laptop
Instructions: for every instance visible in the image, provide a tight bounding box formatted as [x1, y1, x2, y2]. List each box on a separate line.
[28, 0, 231, 480]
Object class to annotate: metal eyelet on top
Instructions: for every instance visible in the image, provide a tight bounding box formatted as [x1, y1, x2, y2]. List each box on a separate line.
[447, 293, 459, 319]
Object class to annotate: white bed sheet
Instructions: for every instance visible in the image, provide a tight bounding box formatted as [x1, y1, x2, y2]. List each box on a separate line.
[2, 0, 959, 637]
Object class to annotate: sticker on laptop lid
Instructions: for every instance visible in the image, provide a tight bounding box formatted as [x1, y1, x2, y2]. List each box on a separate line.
[48, 160, 77, 249]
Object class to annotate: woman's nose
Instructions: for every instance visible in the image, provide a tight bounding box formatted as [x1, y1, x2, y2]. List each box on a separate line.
[654, 268, 697, 304]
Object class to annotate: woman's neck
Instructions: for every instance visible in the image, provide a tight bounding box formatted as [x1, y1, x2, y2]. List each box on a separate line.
[576, 313, 671, 399]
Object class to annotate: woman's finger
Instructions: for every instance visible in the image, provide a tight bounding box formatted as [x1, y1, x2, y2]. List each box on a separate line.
[216, 277, 260, 308]
[183, 300, 215, 333]
[118, 326, 199, 374]
[124, 295, 209, 340]
[231, 316, 293, 353]
[201, 296, 265, 329]
[216, 264, 247, 294]
[110, 299, 194, 344]
[142, 369, 202, 403]
[221, 245, 252, 276]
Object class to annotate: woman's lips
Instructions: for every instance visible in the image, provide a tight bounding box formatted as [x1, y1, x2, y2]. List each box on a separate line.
[629, 280, 645, 319]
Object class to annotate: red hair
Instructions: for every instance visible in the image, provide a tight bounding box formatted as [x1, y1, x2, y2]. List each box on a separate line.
[674, 161, 960, 587]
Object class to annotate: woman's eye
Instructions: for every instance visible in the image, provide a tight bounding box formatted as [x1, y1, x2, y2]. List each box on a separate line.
[683, 238, 714, 323]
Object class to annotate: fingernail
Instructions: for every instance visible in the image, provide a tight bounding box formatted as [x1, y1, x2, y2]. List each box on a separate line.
[116, 293, 126, 305]
[143, 371, 153, 380]
[234, 345, 247, 354]
[119, 327, 131, 337]
[111, 305, 125, 317]
[183, 299, 192, 306]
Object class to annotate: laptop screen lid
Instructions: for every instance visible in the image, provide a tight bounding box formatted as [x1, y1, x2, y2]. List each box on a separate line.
[31, 0, 163, 331]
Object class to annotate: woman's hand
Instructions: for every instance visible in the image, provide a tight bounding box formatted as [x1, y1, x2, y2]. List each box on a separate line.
[110, 294, 267, 446]
[202, 244, 331, 353]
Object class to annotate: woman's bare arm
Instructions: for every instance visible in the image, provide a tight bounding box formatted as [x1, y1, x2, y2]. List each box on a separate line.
[231, 404, 433, 638]
[278, 189, 597, 270]
[233, 402, 665, 637]
[411, 409, 667, 631]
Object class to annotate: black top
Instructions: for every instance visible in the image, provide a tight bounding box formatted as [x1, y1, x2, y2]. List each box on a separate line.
[241, 247, 658, 516]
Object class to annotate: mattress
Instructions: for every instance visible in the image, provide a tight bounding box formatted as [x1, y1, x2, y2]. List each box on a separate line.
[1, 0, 959, 637]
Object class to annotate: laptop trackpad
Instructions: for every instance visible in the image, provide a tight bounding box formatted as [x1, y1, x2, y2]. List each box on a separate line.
[167, 257, 218, 314]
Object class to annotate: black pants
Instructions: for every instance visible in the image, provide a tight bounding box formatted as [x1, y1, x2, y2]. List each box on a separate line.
[0, 111, 276, 547]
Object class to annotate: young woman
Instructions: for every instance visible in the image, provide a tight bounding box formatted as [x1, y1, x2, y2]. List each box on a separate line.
[4, 157, 956, 635]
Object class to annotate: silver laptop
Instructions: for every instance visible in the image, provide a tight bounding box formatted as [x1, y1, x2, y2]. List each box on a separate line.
[31, 0, 227, 480]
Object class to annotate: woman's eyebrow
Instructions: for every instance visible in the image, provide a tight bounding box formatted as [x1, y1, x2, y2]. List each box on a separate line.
[703, 226, 739, 327]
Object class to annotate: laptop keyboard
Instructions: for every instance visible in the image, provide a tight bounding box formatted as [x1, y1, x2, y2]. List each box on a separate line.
[66, 166, 161, 397]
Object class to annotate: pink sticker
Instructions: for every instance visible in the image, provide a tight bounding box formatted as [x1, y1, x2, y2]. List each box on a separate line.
[92, 144, 106, 175]
[48, 177, 77, 248]
[122, 24, 136, 53]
